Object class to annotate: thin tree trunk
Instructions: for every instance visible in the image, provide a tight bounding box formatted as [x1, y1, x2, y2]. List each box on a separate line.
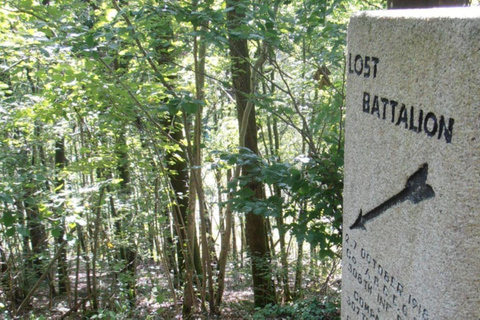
[240, 214, 245, 267]
[55, 137, 70, 298]
[231, 207, 238, 260]
[215, 169, 234, 310]
[186, 12, 217, 313]
[115, 133, 137, 302]
[267, 100, 292, 302]
[77, 224, 92, 306]
[155, 177, 178, 281]
[226, 0, 276, 307]
[293, 240, 304, 298]
[74, 238, 81, 306]
[25, 125, 48, 284]
[91, 186, 106, 311]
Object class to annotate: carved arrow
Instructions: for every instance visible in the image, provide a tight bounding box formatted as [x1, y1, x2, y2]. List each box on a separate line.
[350, 163, 435, 230]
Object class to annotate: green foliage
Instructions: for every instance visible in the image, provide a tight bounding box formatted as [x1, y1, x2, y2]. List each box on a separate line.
[220, 144, 343, 256]
[90, 309, 120, 320]
[253, 297, 340, 320]
[0, 0, 383, 317]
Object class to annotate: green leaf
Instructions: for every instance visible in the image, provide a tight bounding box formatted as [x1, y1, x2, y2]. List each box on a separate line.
[2, 211, 16, 226]
[181, 102, 199, 114]
[6, 227, 15, 237]
[85, 34, 96, 48]
[156, 293, 164, 304]
[51, 227, 62, 238]
[17, 225, 30, 237]
[0, 193, 13, 204]
[19, 0, 33, 9]
[157, 216, 168, 224]
[39, 47, 50, 57]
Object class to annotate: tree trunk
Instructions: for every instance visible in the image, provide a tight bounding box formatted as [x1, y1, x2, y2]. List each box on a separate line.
[268, 100, 292, 302]
[293, 240, 304, 298]
[231, 202, 238, 260]
[240, 215, 245, 267]
[26, 125, 48, 286]
[154, 177, 179, 283]
[91, 186, 106, 311]
[215, 168, 234, 310]
[191, 16, 217, 313]
[113, 132, 137, 303]
[55, 137, 70, 297]
[226, 0, 276, 308]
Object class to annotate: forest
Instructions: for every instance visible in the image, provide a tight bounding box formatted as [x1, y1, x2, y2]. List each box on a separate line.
[0, 0, 383, 318]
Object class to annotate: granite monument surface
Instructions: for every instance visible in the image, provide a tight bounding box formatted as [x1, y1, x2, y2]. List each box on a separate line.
[342, 8, 480, 319]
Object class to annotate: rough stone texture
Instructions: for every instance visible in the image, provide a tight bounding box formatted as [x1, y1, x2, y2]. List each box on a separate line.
[342, 8, 480, 320]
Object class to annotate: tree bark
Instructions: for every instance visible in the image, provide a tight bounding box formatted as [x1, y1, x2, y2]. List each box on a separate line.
[26, 124, 48, 285]
[226, 0, 276, 307]
[215, 169, 234, 310]
[55, 137, 70, 297]
[113, 130, 137, 304]
[267, 78, 292, 302]
[187, 15, 216, 313]
[293, 240, 304, 298]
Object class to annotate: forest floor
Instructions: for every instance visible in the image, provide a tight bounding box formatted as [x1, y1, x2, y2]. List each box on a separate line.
[2, 260, 341, 319]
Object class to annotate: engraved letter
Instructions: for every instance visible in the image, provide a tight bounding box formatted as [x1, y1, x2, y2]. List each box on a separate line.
[417, 109, 424, 133]
[395, 104, 408, 128]
[381, 98, 389, 120]
[390, 100, 398, 123]
[409, 106, 419, 132]
[363, 92, 370, 113]
[424, 112, 438, 137]
[438, 115, 454, 143]
[371, 95, 380, 117]
[355, 54, 364, 76]
[397, 282, 404, 296]
[364, 56, 371, 78]
[372, 57, 379, 78]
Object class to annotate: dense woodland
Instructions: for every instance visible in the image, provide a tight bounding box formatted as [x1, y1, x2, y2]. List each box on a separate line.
[1, 0, 388, 318]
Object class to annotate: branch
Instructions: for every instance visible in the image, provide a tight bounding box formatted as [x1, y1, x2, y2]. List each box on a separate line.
[6, 6, 50, 23]
[239, 41, 268, 146]
[97, 57, 178, 145]
[0, 59, 26, 73]
[112, 0, 175, 95]
[270, 58, 318, 155]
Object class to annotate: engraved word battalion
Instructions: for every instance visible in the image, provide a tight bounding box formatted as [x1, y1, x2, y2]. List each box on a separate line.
[348, 52, 455, 143]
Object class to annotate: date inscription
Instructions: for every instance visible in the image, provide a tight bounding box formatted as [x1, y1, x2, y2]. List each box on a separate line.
[344, 233, 430, 320]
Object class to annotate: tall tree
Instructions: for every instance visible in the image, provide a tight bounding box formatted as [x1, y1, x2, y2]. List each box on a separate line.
[226, 0, 276, 308]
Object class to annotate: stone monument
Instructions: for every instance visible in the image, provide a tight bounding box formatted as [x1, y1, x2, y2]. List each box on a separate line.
[342, 8, 480, 319]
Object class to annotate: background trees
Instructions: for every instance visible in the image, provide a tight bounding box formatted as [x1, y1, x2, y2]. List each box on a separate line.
[0, 0, 383, 318]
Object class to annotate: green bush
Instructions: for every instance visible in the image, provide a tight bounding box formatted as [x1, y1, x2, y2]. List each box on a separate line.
[253, 297, 340, 320]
